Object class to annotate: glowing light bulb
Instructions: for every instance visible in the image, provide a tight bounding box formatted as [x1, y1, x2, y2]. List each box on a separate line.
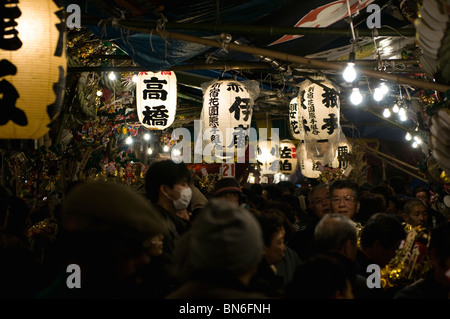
[147, 148, 153, 155]
[343, 62, 357, 83]
[126, 136, 133, 145]
[163, 145, 170, 152]
[383, 108, 391, 118]
[350, 88, 363, 105]
[143, 133, 150, 141]
[96, 90, 103, 97]
[108, 72, 116, 81]
[392, 104, 399, 113]
[412, 141, 418, 148]
[379, 82, 389, 95]
[405, 132, 412, 141]
[132, 74, 138, 83]
[373, 87, 384, 101]
[414, 136, 422, 145]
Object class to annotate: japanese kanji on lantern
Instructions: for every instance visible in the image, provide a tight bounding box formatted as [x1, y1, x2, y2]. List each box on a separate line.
[279, 139, 298, 175]
[288, 96, 302, 141]
[257, 139, 280, 175]
[200, 79, 259, 160]
[136, 71, 177, 130]
[297, 77, 341, 164]
[297, 141, 321, 179]
[0, 0, 67, 139]
[331, 137, 353, 169]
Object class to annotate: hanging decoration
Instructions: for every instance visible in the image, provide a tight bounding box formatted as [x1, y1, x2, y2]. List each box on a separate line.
[279, 139, 298, 175]
[200, 79, 259, 160]
[288, 96, 302, 140]
[296, 141, 321, 179]
[331, 136, 353, 170]
[297, 77, 341, 164]
[0, 0, 67, 139]
[256, 139, 280, 176]
[135, 71, 177, 130]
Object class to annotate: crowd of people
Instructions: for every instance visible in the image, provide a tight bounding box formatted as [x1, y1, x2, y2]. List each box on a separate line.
[0, 159, 449, 299]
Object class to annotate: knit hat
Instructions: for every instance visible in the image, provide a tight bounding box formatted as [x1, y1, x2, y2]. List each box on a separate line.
[213, 177, 242, 197]
[62, 181, 167, 241]
[189, 199, 263, 275]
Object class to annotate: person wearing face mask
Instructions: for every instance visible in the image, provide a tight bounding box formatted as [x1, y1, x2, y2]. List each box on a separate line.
[140, 159, 193, 298]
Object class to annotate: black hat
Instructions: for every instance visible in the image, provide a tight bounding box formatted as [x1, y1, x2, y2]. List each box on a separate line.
[213, 177, 242, 197]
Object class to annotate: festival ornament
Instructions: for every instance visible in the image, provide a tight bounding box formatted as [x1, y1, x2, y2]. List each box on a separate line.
[0, 0, 67, 139]
[296, 141, 321, 179]
[297, 77, 341, 163]
[279, 139, 298, 175]
[136, 71, 177, 130]
[200, 79, 259, 159]
[257, 139, 280, 175]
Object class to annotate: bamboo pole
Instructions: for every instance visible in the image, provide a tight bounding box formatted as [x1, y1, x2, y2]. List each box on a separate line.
[82, 16, 416, 37]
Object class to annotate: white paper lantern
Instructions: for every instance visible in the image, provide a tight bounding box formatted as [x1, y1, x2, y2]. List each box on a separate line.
[298, 78, 340, 143]
[201, 79, 254, 153]
[279, 139, 298, 175]
[136, 71, 177, 130]
[288, 96, 302, 140]
[297, 141, 321, 178]
[257, 139, 280, 175]
[0, 0, 67, 139]
[331, 139, 353, 169]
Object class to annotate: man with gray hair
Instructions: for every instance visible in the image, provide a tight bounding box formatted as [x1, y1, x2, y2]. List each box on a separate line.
[313, 213, 370, 298]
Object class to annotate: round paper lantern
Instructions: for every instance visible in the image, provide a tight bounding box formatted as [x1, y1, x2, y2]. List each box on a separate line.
[288, 96, 302, 140]
[257, 139, 280, 175]
[297, 141, 321, 178]
[0, 0, 67, 139]
[279, 139, 298, 175]
[136, 71, 177, 130]
[297, 77, 340, 143]
[201, 79, 254, 155]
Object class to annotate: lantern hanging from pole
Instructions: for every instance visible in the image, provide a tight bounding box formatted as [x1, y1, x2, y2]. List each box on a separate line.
[0, 0, 67, 139]
[297, 141, 321, 179]
[279, 139, 298, 175]
[331, 138, 353, 169]
[200, 79, 257, 160]
[288, 96, 302, 140]
[298, 77, 341, 163]
[257, 139, 280, 175]
[136, 71, 177, 130]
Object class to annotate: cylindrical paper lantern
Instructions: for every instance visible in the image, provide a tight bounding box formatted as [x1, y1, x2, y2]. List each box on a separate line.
[288, 96, 302, 140]
[136, 71, 177, 130]
[331, 139, 353, 169]
[257, 139, 280, 175]
[201, 79, 254, 153]
[279, 139, 298, 175]
[297, 77, 340, 143]
[297, 141, 321, 178]
[0, 0, 67, 139]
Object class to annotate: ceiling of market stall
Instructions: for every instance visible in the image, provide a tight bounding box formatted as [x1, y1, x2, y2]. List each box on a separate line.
[61, 0, 450, 148]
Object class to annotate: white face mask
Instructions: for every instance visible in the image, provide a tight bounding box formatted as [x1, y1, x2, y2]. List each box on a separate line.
[170, 187, 192, 211]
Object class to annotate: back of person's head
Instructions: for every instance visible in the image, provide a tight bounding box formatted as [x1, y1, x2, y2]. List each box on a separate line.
[213, 177, 242, 198]
[144, 160, 191, 203]
[263, 203, 297, 243]
[314, 214, 357, 254]
[360, 213, 406, 250]
[389, 176, 408, 195]
[277, 181, 295, 194]
[356, 191, 387, 224]
[61, 181, 167, 282]
[285, 254, 354, 299]
[371, 184, 393, 205]
[262, 184, 283, 202]
[175, 199, 263, 278]
[256, 210, 285, 248]
[329, 179, 360, 200]
[429, 221, 450, 268]
[250, 183, 263, 196]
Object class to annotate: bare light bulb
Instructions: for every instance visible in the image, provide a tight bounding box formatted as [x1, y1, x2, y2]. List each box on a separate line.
[125, 136, 133, 145]
[383, 108, 391, 118]
[147, 148, 153, 155]
[373, 87, 384, 101]
[143, 133, 150, 141]
[343, 62, 357, 83]
[350, 87, 363, 105]
[405, 132, 412, 141]
[392, 104, 399, 113]
[163, 145, 170, 152]
[108, 72, 116, 81]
